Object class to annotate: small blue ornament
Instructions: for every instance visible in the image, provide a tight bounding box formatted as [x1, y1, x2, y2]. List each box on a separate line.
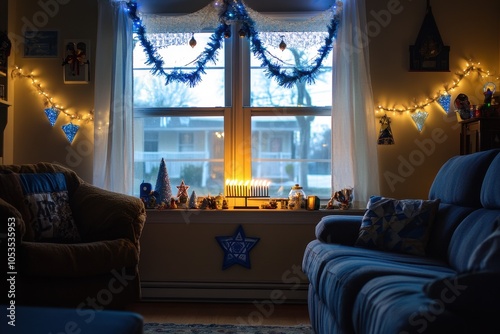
[437, 93, 451, 113]
[44, 107, 60, 127]
[61, 122, 79, 143]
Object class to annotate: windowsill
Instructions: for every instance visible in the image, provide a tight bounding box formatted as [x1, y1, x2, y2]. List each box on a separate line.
[144, 207, 365, 224]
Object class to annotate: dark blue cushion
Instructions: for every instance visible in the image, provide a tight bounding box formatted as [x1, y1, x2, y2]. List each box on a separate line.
[481, 153, 500, 209]
[425, 203, 476, 261]
[18, 173, 81, 242]
[303, 241, 454, 334]
[447, 209, 500, 272]
[353, 276, 471, 334]
[467, 224, 500, 272]
[6, 306, 143, 334]
[424, 272, 500, 314]
[429, 149, 499, 207]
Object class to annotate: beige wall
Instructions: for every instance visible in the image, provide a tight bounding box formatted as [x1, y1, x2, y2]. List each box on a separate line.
[4, 0, 500, 197]
[368, 0, 500, 199]
[7, 0, 96, 182]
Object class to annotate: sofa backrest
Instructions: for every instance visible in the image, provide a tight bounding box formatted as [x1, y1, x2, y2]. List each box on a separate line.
[426, 149, 500, 261]
[0, 162, 83, 195]
[447, 152, 500, 272]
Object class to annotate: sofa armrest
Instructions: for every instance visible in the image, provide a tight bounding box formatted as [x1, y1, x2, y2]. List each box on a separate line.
[70, 183, 146, 246]
[315, 215, 362, 245]
[1, 198, 26, 245]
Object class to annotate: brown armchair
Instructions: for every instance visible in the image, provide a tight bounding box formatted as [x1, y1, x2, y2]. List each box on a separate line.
[0, 162, 146, 310]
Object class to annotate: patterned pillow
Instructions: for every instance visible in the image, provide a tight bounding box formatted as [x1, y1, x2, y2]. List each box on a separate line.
[17, 173, 81, 243]
[355, 196, 440, 256]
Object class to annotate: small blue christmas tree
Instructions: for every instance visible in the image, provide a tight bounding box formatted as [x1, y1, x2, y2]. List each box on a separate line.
[155, 158, 172, 205]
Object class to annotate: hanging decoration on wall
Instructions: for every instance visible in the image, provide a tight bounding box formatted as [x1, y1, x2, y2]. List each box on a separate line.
[62, 40, 90, 84]
[126, 0, 342, 88]
[376, 59, 500, 130]
[215, 225, 260, 270]
[411, 110, 429, 132]
[44, 107, 60, 127]
[61, 122, 79, 143]
[377, 115, 395, 145]
[11, 66, 93, 144]
[409, 1, 449, 72]
[436, 92, 451, 113]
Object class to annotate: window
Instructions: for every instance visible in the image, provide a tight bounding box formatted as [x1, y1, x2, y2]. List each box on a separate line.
[133, 21, 333, 200]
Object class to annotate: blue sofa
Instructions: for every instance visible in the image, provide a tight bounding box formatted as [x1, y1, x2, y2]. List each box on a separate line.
[303, 149, 500, 334]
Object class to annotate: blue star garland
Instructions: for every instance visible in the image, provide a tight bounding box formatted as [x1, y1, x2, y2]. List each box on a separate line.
[126, 0, 341, 88]
[216, 225, 260, 270]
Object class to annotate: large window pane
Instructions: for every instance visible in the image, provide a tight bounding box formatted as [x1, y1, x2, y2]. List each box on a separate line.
[250, 32, 332, 107]
[251, 115, 331, 199]
[133, 33, 225, 108]
[134, 116, 224, 198]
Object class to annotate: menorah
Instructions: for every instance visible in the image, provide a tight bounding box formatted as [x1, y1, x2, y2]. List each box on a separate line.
[225, 179, 270, 209]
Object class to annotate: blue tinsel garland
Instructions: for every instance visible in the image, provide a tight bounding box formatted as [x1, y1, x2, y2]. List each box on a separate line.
[126, 0, 341, 88]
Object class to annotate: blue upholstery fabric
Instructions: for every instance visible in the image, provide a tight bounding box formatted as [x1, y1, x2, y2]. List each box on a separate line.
[481, 153, 500, 209]
[315, 215, 362, 244]
[447, 209, 500, 272]
[303, 150, 500, 334]
[424, 203, 475, 261]
[353, 276, 468, 334]
[428, 149, 499, 207]
[467, 225, 500, 272]
[4, 306, 143, 334]
[303, 240, 454, 333]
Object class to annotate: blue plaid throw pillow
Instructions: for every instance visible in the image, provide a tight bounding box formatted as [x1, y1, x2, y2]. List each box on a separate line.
[355, 196, 440, 256]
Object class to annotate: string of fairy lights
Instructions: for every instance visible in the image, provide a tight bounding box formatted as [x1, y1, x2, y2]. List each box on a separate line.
[11, 59, 498, 144]
[11, 66, 94, 143]
[375, 60, 499, 116]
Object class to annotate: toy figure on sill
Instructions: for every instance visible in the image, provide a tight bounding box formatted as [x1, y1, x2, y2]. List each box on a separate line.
[176, 180, 190, 208]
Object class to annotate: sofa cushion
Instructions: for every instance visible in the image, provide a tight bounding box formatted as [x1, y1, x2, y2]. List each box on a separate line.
[428, 149, 499, 207]
[355, 196, 440, 256]
[447, 209, 500, 272]
[19, 238, 138, 277]
[481, 153, 500, 209]
[302, 240, 454, 334]
[467, 225, 500, 272]
[353, 275, 470, 334]
[424, 272, 500, 315]
[18, 173, 81, 243]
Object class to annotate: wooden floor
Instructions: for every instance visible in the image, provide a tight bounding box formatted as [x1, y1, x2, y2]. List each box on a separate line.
[128, 302, 310, 326]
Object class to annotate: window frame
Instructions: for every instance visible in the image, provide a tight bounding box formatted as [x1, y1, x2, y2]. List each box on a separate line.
[133, 22, 332, 199]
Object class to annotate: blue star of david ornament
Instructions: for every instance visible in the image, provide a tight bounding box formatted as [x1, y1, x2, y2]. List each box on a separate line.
[216, 225, 260, 270]
[61, 122, 79, 143]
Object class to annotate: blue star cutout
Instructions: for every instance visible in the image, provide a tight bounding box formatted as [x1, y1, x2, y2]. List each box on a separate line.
[216, 225, 260, 270]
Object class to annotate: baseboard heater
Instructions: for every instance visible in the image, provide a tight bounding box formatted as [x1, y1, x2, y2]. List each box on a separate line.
[140, 281, 308, 303]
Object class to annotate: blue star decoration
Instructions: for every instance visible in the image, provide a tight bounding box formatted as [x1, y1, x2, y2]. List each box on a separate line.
[215, 225, 260, 270]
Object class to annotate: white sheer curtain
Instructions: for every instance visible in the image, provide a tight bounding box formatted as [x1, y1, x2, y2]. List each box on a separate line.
[94, 0, 134, 194]
[332, 0, 380, 206]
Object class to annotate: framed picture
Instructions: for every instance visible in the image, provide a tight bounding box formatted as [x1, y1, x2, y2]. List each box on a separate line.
[63, 40, 90, 84]
[24, 31, 58, 57]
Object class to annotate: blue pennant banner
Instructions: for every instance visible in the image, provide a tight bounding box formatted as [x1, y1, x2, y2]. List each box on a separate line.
[411, 111, 429, 132]
[44, 107, 60, 127]
[61, 123, 79, 143]
[437, 93, 451, 113]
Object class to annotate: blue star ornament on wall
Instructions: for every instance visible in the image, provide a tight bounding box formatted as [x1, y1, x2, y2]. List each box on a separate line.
[216, 225, 260, 270]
